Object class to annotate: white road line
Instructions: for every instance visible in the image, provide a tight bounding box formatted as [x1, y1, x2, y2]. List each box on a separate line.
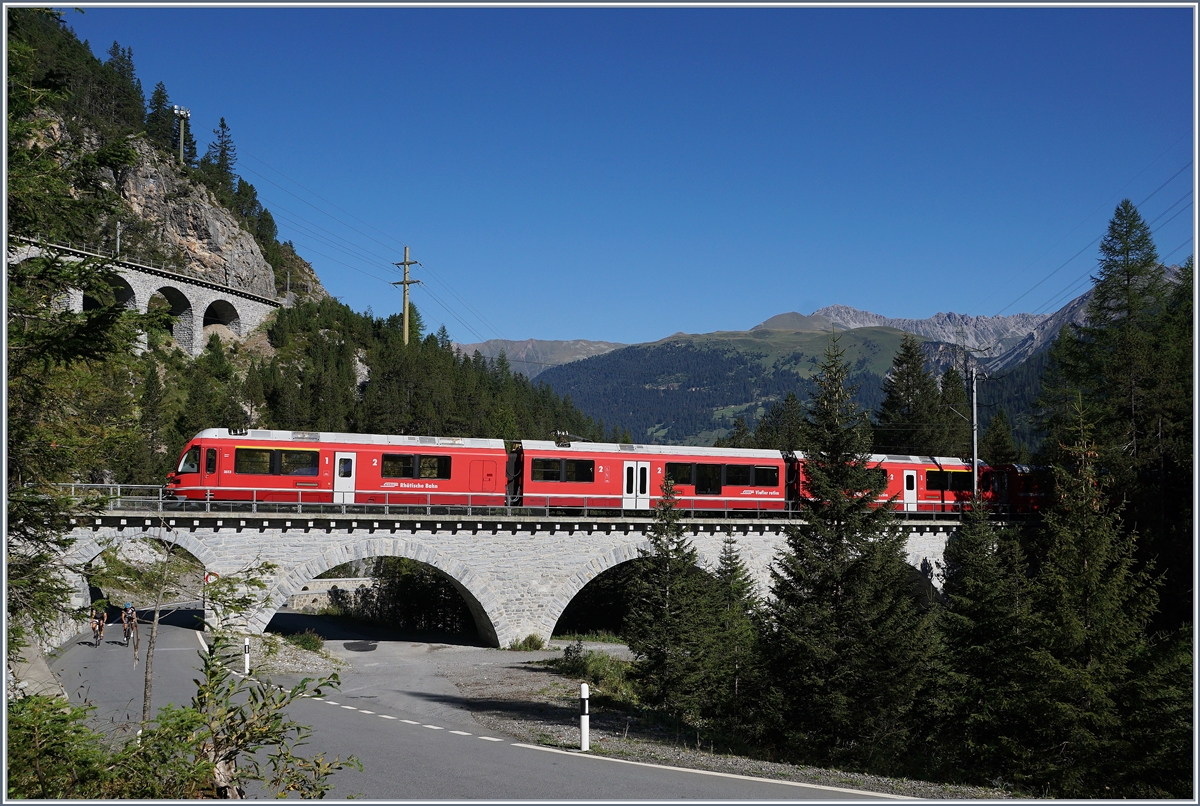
[478, 737, 503, 742]
[325, 701, 340, 705]
[509, 744, 914, 799]
[400, 719, 419, 725]
[340, 705, 356, 710]
[379, 715, 397, 720]
[359, 710, 375, 714]
[449, 730, 471, 735]
[422, 724, 444, 730]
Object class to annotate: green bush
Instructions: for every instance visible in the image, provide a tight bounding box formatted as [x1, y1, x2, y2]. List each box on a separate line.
[284, 629, 324, 652]
[507, 634, 546, 651]
[554, 640, 635, 703]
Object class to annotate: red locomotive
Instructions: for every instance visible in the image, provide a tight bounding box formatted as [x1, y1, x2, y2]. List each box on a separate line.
[167, 428, 1045, 515]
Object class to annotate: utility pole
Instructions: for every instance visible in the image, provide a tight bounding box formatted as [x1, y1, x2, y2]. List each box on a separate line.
[970, 366, 979, 499]
[392, 246, 421, 346]
[116, 221, 121, 260]
[173, 105, 190, 165]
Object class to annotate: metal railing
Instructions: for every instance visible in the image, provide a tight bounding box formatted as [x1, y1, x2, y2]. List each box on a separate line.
[54, 484, 968, 521]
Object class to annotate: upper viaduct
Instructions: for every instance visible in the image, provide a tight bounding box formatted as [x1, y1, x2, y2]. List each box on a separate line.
[63, 506, 955, 647]
[9, 236, 282, 356]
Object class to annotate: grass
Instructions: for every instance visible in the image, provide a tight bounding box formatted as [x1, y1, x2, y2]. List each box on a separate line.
[541, 640, 638, 705]
[283, 629, 324, 652]
[552, 630, 625, 644]
[507, 634, 546, 651]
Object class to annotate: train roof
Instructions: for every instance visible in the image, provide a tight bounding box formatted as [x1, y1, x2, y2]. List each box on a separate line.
[868, 454, 974, 467]
[190, 428, 506, 450]
[518, 440, 786, 460]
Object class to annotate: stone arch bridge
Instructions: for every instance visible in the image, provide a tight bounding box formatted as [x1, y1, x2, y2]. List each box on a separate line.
[9, 237, 281, 356]
[64, 509, 956, 647]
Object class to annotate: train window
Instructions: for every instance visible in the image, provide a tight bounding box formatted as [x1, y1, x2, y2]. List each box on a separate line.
[725, 465, 752, 486]
[666, 463, 693, 486]
[928, 471, 972, 492]
[906, 474, 916, 491]
[753, 466, 780, 487]
[338, 458, 353, 478]
[234, 448, 272, 475]
[696, 463, 722, 495]
[564, 460, 594, 483]
[178, 446, 200, 474]
[419, 455, 452, 479]
[281, 450, 320, 476]
[531, 458, 562, 482]
[205, 448, 217, 474]
[381, 454, 416, 478]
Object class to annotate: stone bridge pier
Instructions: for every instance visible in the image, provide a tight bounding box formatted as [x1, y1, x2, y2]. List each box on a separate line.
[10, 239, 281, 356]
[65, 513, 954, 647]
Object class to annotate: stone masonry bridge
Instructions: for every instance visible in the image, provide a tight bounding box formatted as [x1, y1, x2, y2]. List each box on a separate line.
[9, 236, 282, 356]
[63, 507, 956, 647]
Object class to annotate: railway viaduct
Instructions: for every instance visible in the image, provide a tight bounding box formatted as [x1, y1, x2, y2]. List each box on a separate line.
[62, 510, 955, 647]
[9, 237, 282, 357]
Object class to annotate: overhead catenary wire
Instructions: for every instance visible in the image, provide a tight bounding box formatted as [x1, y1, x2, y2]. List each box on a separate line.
[237, 150, 510, 342]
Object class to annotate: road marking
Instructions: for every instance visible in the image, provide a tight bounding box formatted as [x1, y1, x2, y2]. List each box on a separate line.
[422, 724, 444, 730]
[449, 730, 471, 735]
[478, 737, 503, 742]
[400, 719, 419, 724]
[379, 715, 397, 720]
[325, 701, 340, 706]
[340, 705, 356, 709]
[359, 710, 375, 714]
[509, 744, 914, 799]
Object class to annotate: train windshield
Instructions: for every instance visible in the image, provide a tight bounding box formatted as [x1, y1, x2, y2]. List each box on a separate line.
[177, 446, 200, 474]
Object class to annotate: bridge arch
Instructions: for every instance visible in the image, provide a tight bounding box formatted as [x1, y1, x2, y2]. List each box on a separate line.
[256, 537, 503, 646]
[82, 274, 137, 312]
[152, 286, 195, 355]
[203, 299, 242, 336]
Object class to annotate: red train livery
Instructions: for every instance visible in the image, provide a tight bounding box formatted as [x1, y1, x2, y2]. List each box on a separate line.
[167, 428, 1045, 514]
[167, 428, 507, 506]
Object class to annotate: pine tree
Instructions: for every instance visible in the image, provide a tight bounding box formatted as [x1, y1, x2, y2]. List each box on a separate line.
[933, 505, 1036, 786]
[874, 334, 941, 455]
[704, 535, 759, 732]
[752, 392, 804, 452]
[1020, 404, 1191, 796]
[625, 477, 716, 724]
[197, 117, 237, 202]
[980, 408, 1018, 465]
[936, 366, 971, 457]
[144, 82, 174, 152]
[761, 336, 934, 774]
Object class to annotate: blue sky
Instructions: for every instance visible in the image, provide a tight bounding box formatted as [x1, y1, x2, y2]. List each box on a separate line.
[62, 5, 1194, 345]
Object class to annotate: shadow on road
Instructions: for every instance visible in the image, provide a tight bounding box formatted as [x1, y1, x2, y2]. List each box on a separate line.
[265, 609, 488, 648]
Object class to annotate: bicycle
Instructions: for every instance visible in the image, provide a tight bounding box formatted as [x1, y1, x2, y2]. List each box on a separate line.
[90, 611, 106, 647]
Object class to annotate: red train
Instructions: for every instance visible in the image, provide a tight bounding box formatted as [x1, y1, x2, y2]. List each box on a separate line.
[166, 428, 1046, 515]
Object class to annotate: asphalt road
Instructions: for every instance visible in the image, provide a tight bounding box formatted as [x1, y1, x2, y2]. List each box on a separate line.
[50, 618, 899, 801]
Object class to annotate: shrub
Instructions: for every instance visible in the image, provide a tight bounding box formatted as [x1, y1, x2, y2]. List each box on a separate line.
[507, 634, 546, 651]
[284, 629, 324, 652]
[554, 640, 635, 703]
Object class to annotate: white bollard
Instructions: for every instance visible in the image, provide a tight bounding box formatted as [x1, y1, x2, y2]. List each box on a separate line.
[244, 637, 250, 675]
[580, 682, 590, 751]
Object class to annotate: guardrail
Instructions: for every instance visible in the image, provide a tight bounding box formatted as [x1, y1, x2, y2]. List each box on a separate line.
[54, 484, 970, 521]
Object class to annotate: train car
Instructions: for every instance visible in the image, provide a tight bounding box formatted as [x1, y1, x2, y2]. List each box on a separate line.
[787, 453, 977, 513]
[979, 463, 1048, 514]
[508, 440, 789, 513]
[167, 428, 508, 507]
[870, 454, 977, 513]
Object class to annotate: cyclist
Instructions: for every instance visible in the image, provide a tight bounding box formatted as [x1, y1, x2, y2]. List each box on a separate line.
[89, 606, 106, 646]
[120, 602, 137, 645]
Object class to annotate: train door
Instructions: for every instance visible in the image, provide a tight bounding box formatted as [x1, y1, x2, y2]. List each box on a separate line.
[470, 460, 497, 493]
[623, 460, 650, 510]
[334, 452, 356, 504]
[903, 470, 917, 512]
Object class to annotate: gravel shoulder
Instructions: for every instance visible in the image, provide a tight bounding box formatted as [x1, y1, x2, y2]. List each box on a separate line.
[261, 614, 1014, 801]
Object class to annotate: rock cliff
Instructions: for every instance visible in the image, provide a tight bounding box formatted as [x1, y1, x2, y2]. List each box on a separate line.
[114, 137, 327, 302]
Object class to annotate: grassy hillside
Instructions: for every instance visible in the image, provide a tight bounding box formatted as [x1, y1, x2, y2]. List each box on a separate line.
[537, 327, 912, 445]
